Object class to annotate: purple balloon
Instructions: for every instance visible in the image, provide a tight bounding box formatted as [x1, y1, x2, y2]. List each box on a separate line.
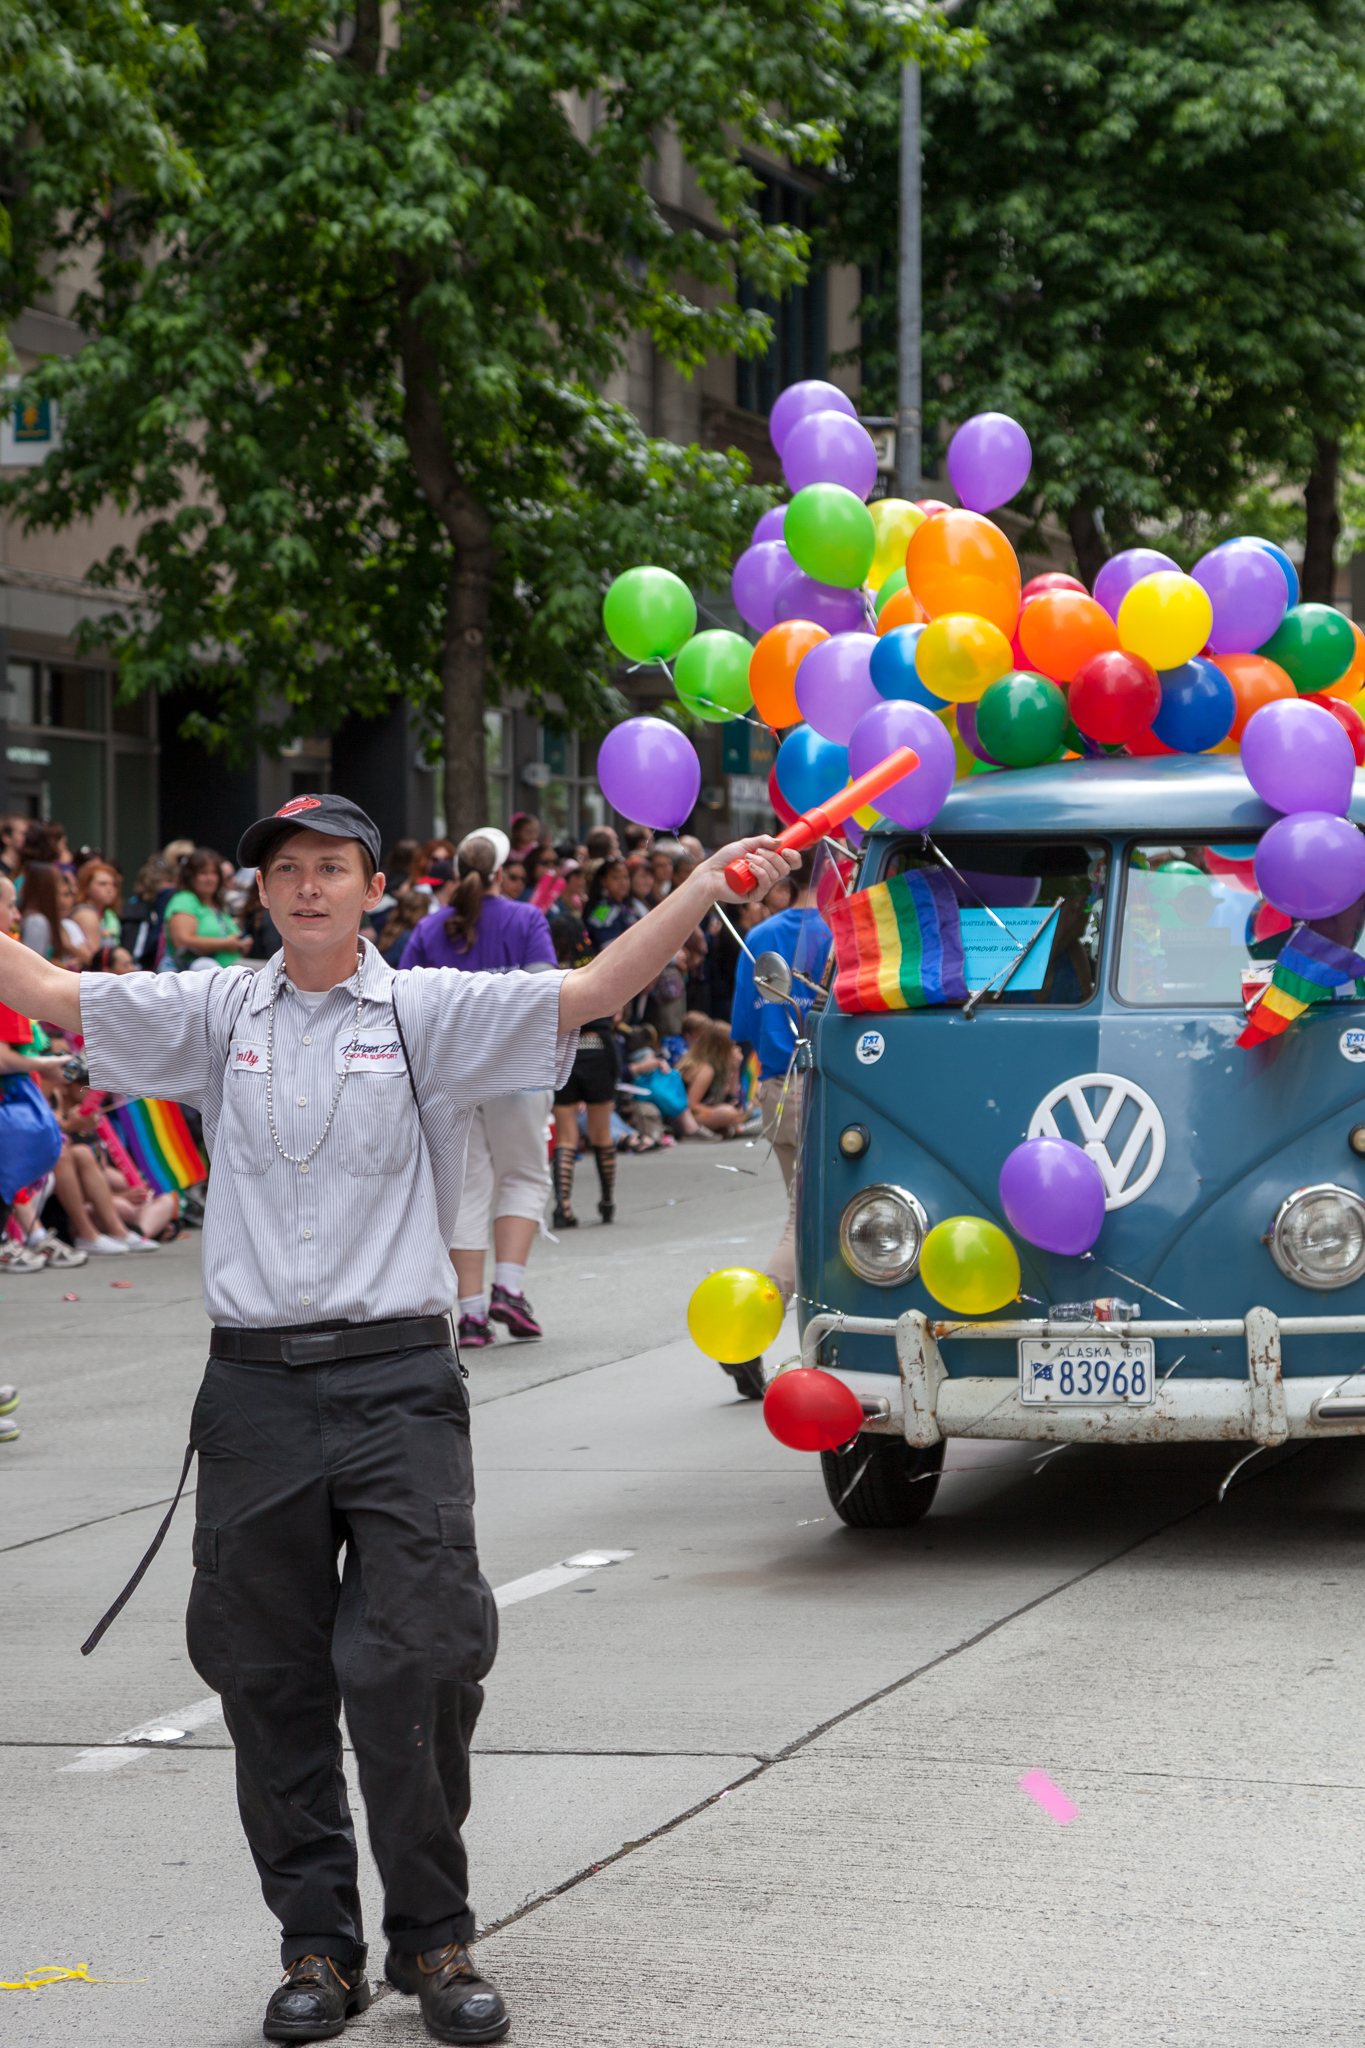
[597, 717, 701, 832]
[1241, 698, 1356, 817]
[793, 633, 881, 746]
[1193, 540, 1288, 655]
[768, 379, 857, 458]
[950, 866, 1042, 908]
[954, 701, 1003, 767]
[847, 699, 956, 830]
[731, 540, 796, 634]
[781, 410, 879, 501]
[1093, 548, 1180, 621]
[773, 569, 868, 637]
[999, 1137, 1107, 1256]
[946, 412, 1032, 515]
[1254, 812, 1365, 919]
[751, 505, 789, 546]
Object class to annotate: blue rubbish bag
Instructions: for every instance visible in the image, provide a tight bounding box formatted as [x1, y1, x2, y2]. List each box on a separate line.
[0, 1073, 63, 1204]
[647, 1068, 688, 1121]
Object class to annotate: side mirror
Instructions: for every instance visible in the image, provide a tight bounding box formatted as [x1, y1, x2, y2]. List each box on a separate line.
[754, 951, 792, 1004]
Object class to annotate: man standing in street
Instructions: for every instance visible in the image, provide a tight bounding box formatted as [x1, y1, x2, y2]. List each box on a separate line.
[0, 790, 795, 2047]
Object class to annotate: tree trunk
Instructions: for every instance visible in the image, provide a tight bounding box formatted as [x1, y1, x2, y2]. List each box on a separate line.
[1302, 435, 1340, 605]
[1066, 502, 1109, 594]
[397, 293, 496, 843]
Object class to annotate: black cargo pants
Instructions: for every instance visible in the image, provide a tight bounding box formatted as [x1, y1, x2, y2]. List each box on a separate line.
[186, 1340, 497, 1968]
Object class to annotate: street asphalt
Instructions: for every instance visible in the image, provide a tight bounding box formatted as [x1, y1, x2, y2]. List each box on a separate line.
[4, 1136, 1365, 2045]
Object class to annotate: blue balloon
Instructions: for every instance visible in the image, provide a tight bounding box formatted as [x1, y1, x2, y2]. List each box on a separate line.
[869, 624, 940, 710]
[774, 724, 849, 815]
[1218, 534, 1299, 609]
[1152, 657, 1236, 753]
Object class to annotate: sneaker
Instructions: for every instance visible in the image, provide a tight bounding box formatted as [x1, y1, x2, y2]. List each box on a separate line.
[488, 1284, 542, 1340]
[0, 1245, 47, 1273]
[0, 1414, 18, 1443]
[121, 1233, 160, 1252]
[457, 1313, 496, 1349]
[30, 1236, 87, 1269]
[0, 1386, 18, 1415]
[74, 1234, 130, 1255]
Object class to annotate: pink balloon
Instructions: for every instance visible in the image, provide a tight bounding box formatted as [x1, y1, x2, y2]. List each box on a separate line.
[781, 410, 878, 501]
[847, 700, 955, 830]
[793, 633, 881, 745]
[768, 380, 856, 458]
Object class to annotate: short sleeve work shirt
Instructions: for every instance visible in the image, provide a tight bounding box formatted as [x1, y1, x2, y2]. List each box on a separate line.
[80, 939, 577, 1328]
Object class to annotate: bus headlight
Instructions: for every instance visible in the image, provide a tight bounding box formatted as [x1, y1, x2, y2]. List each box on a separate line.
[1267, 1184, 1365, 1290]
[838, 1184, 928, 1286]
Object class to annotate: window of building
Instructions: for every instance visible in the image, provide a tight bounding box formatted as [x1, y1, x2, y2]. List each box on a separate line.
[2, 655, 156, 871]
[46, 666, 106, 732]
[735, 173, 829, 418]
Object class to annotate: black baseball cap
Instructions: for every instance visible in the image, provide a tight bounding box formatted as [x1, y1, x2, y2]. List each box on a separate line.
[237, 794, 383, 872]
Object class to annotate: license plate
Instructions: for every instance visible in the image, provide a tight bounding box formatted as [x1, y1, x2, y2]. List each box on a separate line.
[1018, 1337, 1156, 1405]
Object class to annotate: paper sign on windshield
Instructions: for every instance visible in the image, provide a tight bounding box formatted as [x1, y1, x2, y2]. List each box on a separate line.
[959, 907, 1058, 993]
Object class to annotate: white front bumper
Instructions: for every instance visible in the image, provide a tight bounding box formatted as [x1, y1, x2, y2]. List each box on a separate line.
[799, 1309, 1365, 1448]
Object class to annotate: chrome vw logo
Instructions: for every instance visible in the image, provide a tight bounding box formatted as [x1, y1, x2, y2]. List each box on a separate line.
[1027, 1072, 1166, 1210]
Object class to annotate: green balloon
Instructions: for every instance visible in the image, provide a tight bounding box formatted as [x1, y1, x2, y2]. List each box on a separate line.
[603, 566, 697, 663]
[784, 484, 876, 590]
[1257, 602, 1355, 694]
[873, 567, 908, 617]
[975, 671, 1068, 768]
[673, 630, 754, 723]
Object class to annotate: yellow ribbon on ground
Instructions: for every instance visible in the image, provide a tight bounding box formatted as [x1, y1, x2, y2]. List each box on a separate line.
[0, 1964, 144, 1991]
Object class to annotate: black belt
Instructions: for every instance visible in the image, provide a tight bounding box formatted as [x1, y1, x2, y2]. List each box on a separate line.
[210, 1315, 453, 1368]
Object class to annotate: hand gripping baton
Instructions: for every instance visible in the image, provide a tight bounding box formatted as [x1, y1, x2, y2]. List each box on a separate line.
[722, 744, 920, 895]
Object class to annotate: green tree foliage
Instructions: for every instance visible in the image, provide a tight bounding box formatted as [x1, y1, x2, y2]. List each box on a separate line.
[831, 0, 1365, 591]
[2, 0, 961, 834]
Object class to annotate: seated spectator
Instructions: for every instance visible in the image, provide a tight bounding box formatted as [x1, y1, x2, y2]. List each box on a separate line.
[586, 824, 620, 861]
[50, 1070, 178, 1243]
[501, 859, 527, 901]
[548, 865, 591, 967]
[72, 858, 123, 957]
[21, 818, 75, 874]
[679, 1015, 746, 1137]
[623, 823, 651, 857]
[627, 858, 654, 913]
[19, 861, 90, 967]
[119, 855, 173, 968]
[1, 814, 25, 881]
[166, 846, 252, 970]
[508, 811, 540, 859]
[650, 842, 683, 897]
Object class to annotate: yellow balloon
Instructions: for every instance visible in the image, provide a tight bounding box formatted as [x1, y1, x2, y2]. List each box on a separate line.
[919, 1216, 1020, 1315]
[687, 1267, 785, 1363]
[941, 705, 976, 779]
[915, 612, 1013, 703]
[1116, 571, 1213, 671]
[867, 498, 927, 591]
[852, 799, 881, 828]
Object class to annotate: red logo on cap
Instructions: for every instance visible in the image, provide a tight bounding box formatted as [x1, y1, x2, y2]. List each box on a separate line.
[275, 795, 323, 817]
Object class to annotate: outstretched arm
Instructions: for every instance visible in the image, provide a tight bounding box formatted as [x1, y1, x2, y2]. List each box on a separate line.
[558, 836, 796, 1035]
[0, 941, 83, 1034]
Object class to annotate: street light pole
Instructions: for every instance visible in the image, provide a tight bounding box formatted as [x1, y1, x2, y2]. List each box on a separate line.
[896, 57, 922, 501]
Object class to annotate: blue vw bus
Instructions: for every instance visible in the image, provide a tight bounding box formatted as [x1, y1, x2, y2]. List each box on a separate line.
[793, 754, 1365, 1526]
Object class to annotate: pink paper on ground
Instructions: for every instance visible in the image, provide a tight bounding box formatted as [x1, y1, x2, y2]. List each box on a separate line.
[1018, 1769, 1079, 1824]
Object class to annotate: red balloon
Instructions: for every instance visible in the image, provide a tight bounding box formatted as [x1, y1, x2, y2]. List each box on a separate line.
[1070, 650, 1162, 744]
[1253, 903, 1292, 943]
[767, 764, 799, 826]
[1205, 848, 1257, 884]
[911, 498, 952, 518]
[1303, 690, 1365, 766]
[1126, 724, 1177, 757]
[763, 1368, 864, 1453]
[1021, 572, 1088, 601]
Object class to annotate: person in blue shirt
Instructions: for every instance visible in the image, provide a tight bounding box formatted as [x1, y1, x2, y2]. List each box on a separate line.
[729, 847, 831, 1392]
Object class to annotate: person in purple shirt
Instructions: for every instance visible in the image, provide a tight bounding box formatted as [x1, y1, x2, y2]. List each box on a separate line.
[399, 829, 556, 1344]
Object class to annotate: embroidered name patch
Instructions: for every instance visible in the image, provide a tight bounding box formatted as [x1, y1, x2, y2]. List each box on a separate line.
[335, 1028, 407, 1075]
[231, 1042, 267, 1073]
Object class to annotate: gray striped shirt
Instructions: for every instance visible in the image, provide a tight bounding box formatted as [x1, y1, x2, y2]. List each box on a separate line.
[80, 939, 577, 1328]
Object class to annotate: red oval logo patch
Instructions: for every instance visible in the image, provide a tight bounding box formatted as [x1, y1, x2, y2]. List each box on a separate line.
[275, 795, 323, 816]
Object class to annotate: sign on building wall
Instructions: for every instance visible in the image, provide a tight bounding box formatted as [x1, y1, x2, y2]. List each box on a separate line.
[1, 379, 60, 466]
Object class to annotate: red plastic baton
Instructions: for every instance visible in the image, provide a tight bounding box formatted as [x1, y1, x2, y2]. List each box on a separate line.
[723, 744, 920, 895]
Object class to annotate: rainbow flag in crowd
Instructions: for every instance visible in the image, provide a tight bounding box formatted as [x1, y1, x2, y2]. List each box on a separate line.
[740, 1047, 760, 1109]
[105, 1099, 207, 1193]
[1238, 924, 1365, 1047]
[827, 869, 968, 1013]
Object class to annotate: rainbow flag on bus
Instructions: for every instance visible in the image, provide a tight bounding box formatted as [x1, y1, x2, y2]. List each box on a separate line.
[105, 1099, 206, 1193]
[826, 868, 968, 1013]
[1238, 925, 1365, 1048]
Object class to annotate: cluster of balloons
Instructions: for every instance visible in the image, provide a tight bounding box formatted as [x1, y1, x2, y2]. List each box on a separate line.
[686, 1264, 867, 1454]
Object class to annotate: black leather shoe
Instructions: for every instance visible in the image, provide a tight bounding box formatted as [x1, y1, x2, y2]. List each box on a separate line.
[385, 1942, 509, 2043]
[263, 1953, 371, 2041]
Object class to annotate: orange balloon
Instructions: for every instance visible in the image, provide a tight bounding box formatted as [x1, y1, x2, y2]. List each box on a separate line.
[875, 586, 927, 635]
[1320, 619, 1365, 700]
[748, 620, 828, 728]
[1017, 590, 1118, 684]
[1207, 651, 1297, 742]
[906, 509, 1020, 639]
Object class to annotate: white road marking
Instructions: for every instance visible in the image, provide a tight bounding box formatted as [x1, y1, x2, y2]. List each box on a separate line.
[494, 1548, 634, 1610]
[61, 1554, 635, 1770]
